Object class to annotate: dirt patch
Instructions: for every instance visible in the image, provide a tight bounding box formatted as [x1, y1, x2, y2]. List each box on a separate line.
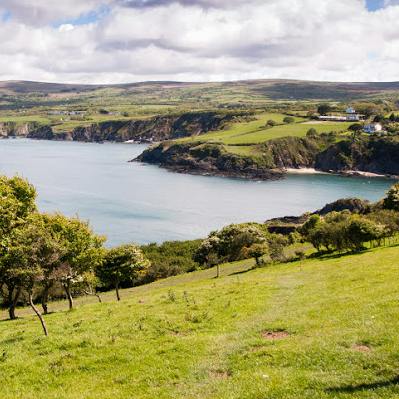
[261, 330, 290, 340]
[209, 370, 231, 379]
[352, 344, 372, 352]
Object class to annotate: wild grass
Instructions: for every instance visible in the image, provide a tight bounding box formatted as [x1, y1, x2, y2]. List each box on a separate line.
[1, 245, 399, 398]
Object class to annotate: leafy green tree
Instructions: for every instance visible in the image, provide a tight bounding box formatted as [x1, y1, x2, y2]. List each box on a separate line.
[348, 123, 364, 132]
[346, 216, 384, 251]
[306, 128, 318, 138]
[283, 116, 295, 124]
[317, 104, 332, 115]
[5, 214, 63, 335]
[194, 224, 267, 267]
[266, 119, 277, 127]
[383, 184, 399, 211]
[248, 243, 269, 266]
[97, 245, 150, 301]
[0, 176, 37, 319]
[50, 215, 105, 310]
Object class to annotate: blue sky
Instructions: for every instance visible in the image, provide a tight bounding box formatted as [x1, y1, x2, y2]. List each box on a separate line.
[366, 0, 386, 11]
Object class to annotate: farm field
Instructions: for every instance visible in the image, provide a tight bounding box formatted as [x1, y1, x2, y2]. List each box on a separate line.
[1, 245, 399, 398]
[181, 113, 351, 146]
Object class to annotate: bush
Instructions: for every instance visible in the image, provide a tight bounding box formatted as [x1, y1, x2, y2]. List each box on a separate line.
[266, 119, 277, 127]
[141, 240, 201, 282]
[283, 116, 295, 124]
[383, 184, 399, 211]
[301, 211, 385, 253]
[194, 223, 268, 266]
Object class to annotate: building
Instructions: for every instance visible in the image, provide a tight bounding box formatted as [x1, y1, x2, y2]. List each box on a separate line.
[346, 106, 356, 114]
[364, 123, 383, 134]
[318, 115, 348, 122]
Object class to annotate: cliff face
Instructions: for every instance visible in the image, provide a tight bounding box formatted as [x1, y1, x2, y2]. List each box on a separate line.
[26, 111, 246, 143]
[135, 141, 284, 180]
[134, 137, 327, 180]
[135, 135, 399, 180]
[315, 137, 399, 175]
[0, 122, 37, 138]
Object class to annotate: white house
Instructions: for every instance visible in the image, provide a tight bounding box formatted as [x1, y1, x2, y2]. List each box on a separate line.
[346, 106, 356, 114]
[364, 123, 383, 134]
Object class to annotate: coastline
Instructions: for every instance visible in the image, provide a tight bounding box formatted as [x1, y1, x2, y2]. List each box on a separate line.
[284, 167, 326, 175]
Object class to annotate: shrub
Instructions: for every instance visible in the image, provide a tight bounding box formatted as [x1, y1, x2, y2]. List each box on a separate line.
[283, 116, 295, 124]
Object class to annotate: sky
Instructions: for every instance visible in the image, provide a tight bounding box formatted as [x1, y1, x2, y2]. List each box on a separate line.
[0, 0, 398, 84]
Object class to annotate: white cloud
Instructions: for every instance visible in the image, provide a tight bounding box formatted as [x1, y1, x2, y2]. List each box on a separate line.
[0, 0, 398, 83]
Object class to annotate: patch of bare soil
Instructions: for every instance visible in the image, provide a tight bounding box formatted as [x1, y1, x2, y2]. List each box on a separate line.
[209, 370, 231, 379]
[261, 330, 290, 340]
[352, 344, 372, 352]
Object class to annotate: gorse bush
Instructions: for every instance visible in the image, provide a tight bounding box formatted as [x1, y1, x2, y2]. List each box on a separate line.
[301, 211, 386, 252]
[141, 240, 201, 281]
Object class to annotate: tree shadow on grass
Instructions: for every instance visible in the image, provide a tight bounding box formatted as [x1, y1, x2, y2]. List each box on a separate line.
[326, 376, 399, 394]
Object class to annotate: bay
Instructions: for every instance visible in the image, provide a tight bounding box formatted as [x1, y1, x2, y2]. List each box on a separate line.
[0, 139, 394, 246]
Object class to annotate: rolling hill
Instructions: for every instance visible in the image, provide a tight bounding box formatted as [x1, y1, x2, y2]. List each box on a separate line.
[1, 245, 399, 398]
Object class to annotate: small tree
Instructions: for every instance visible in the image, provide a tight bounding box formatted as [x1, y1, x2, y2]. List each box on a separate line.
[317, 104, 332, 115]
[97, 245, 150, 301]
[5, 214, 63, 335]
[0, 175, 37, 320]
[248, 243, 269, 266]
[383, 184, 399, 211]
[306, 128, 318, 138]
[266, 119, 277, 127]
[283, 116, 295, 124]
[51, 215, 105, 310]
[194, 224, 268, 267]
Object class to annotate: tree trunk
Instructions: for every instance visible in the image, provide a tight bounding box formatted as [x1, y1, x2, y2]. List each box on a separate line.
[115, 281, 121, 301]
[41, 283, 51, 315]
[83, 289, 102, 303]
[28, 290, 48, 336]
[63, 281, 74, 310]
[9, 286, 21, 320]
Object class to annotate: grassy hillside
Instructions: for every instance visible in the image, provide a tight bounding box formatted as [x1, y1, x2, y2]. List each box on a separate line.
[1, 245, 399, 398]
[180, 113, 350, 145]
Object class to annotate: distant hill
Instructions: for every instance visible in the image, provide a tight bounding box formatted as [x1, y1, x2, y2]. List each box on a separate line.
[1, 79, 399, 100]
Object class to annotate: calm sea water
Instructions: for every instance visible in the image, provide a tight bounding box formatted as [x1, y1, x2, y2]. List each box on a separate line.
[0, 139, 395, 246]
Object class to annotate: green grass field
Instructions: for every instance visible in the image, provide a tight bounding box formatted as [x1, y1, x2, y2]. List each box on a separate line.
[1, 245, 399, 398]
[180, 113, 351, 146]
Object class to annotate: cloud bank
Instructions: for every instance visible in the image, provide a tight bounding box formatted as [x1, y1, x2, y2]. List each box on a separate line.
[0, 0, 397, 83]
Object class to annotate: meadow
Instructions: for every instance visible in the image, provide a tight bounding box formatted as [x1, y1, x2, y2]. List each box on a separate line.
[1, 245, 399, 398]
[178, 113, 351, 147]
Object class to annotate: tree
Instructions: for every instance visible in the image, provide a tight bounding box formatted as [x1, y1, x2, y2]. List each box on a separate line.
[348, 123, 364, 132]
[0, 176, 37, 320]
[346, 217, 384, 251]
[50, 215, 105, 310]
[266, 119, 277, 127]
[317, 104, 332, 115]
[383, 184, 399, 211]
[97, 245, 150, 301]
[194, 224, 268, 267]
[248, 243, 269, 266]
[283, 116, 295, 124]
[306, 128, 318, 138]
[5, 214, 63, 335]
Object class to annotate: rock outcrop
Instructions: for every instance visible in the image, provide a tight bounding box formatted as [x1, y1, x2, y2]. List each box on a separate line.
[0, 122, 38, 138]
[26, 111, 250, 143]
[135, 136, 328, 180]
[315, 137, 399, 175]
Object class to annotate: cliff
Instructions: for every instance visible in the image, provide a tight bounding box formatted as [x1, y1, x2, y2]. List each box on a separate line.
[135, 137, 327, 180]
[135, 135, 399, 180]
[0, 122, 38, 138]
[315, 137, 399, 175]
[26, 111, 250, 143]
